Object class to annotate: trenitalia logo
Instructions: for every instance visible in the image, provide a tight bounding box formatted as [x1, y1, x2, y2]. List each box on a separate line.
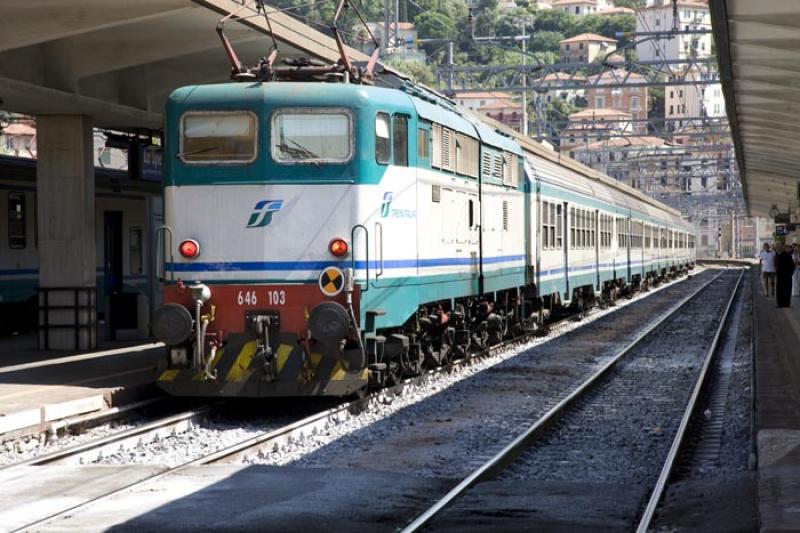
[247, 200, 284, 228]
[380, 192, 393, 218]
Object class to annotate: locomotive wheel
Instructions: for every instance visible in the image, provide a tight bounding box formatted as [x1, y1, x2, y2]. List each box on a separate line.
[402, 346, 424, 377]
[385, 359, 402, 386]
[574, 294, 586, 317]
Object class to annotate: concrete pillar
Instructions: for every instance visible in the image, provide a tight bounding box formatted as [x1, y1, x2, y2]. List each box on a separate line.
[36, 115, 97, 350]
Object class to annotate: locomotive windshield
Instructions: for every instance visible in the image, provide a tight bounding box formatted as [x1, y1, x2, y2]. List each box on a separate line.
[271, 108, 352, 164]
[179, 111, 257, 163]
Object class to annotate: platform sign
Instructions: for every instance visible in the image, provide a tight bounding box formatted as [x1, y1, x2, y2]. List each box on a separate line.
[140, 145, 163, 182]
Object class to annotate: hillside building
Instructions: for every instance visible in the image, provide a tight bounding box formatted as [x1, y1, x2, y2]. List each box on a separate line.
[635, 0, 712, 62]
[559, 108, 633, 150]
[559, 33, 618, 63]
[585, 69, 648, 131]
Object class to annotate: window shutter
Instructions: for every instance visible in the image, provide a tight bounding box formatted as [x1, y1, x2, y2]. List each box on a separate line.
[441, 127, 452, 171]
[482, 151, 492, 178]
[431, 123, 442, 169]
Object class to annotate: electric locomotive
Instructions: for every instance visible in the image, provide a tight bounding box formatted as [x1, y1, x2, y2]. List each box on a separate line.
[151, 1, 695, 398]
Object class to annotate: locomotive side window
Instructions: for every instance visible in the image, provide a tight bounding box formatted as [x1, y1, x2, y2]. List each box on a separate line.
[8, 192, 26, 249]
[417, 128, 430, 160]
[273, 109, 352, 164]
[393, 114, 409, 167]
[376, 113, 391, 164]
[181, 111, 256, 163]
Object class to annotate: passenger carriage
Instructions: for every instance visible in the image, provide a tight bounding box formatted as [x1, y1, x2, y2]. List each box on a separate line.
[0, 160, 159, 337]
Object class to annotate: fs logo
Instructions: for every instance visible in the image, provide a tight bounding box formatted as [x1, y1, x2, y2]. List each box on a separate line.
[247, 200, 284, 228]
[380, 192, 393, 218]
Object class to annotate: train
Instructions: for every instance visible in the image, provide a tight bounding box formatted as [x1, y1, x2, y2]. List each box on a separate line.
[0, 156, 161, 336]
[151, 78, 695, 399]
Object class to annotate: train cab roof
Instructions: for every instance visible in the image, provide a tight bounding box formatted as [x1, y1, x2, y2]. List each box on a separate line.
[167, 82, 414, 113]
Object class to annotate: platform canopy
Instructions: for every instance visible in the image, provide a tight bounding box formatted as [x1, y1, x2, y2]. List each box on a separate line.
[710, 0, 800, 218]
[0, 0, 380, 130]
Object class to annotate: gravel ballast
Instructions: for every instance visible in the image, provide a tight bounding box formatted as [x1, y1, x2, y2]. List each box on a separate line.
[242, 270, 717, 477]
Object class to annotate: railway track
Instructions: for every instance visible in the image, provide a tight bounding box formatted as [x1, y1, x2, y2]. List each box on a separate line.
[400, 269, 744, 532]
[2, 403, 222, 468]
[6, 302, 590, 532]
[5, 270, 701, 532]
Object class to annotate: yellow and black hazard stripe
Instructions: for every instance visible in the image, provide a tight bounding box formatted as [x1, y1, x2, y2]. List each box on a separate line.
[157, 331, 368, 394]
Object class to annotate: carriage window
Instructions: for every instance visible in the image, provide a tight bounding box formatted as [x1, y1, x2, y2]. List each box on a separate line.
[570, 207, 576, 249]
[272, 109, 352, 164]
[8, 192, 25, 249]
[556, 205, 563, 249]
[542, 201, 550, 249]
[375, 113, 391, 165]
[393, 115, 408, 167]
[181, 111, 256, 163]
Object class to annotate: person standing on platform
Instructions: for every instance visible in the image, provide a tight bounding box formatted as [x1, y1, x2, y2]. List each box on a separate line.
[775, 243, 795, 308]
[792, 243, 800, 297]
[758, 242, 776, 296]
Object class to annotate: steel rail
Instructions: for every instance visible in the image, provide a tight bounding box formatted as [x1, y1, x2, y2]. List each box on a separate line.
[11, 271, 693, 532]
[636, 268, 745, 532]
[11, 314, 565, 532]
[3, 403, 222, 469]
[190, 311, 582, 465]
[400, 270, 727, 532]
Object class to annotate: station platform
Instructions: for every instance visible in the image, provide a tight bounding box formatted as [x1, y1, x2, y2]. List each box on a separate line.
[753, 268, 800, 531]
[0, 335, 164, 439]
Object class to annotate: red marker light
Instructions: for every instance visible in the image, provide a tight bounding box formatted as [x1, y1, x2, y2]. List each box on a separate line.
[179, 239, 200, 259]
[328, 238, 349, 257]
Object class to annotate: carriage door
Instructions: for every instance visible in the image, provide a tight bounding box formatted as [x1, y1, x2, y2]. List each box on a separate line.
[626, 217, 632, 283]
[639, 222, 646, 280]
[562, 202, 570, 301]
[595, 209, 601, 292]
[103, 211, 123, 298]
[468, 193, 480, 283]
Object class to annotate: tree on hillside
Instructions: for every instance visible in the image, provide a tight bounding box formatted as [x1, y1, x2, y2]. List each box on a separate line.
[530, 30, 565, 54]
[386, 60, 437, 86]
[531, 8, 578, 35]
[471, 0, 501, 37]
[580, 14, 636, 47]
[416, 11, 458, 43]
[613, 0, 644, 9]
